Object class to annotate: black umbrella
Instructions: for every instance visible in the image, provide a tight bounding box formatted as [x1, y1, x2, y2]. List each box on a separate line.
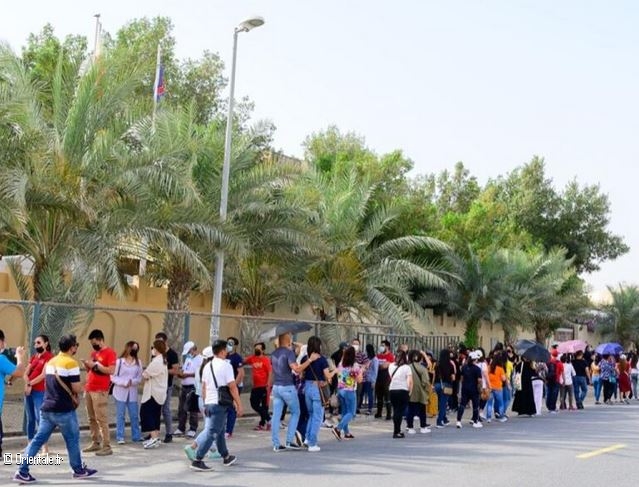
[514, 339, 538, 356]
[521, 343, 551, 363]
[258, 321, 313, 341]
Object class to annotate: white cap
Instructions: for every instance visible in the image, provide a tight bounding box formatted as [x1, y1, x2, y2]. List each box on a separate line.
[182, 341, 195, 356]
[202, 346, 213, 359]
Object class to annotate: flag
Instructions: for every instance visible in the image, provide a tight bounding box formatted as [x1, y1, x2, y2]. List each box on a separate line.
[153, 63, 165, 102]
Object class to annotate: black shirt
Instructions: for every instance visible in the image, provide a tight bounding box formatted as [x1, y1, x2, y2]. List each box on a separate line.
[572, 358, 588, 378]
[166, 348, 179, 387]
[460, 364, 482, 394]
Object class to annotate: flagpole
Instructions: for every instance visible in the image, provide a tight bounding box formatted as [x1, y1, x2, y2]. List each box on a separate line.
[152, 43, 162, 129]
[93, 14, 101, 60]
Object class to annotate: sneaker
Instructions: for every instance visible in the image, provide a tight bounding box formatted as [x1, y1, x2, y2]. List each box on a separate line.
[286, 442, 301, 450]
[143, 438, 161, 449]
[420, 427, 431, 434]
[184, 445, 196, 461]
[406, 428, 416, 435]
[186, 430, 197, 438]
[12, 471, 36, 483]
[163, 434, 173, 443]
[498, 416, 508, 423]
[392, 433, 405, 439]
[95, 446, 113, 456]
[456, 421, 462, 429]
[487, 418, 492, 423]
[208, 451, 222, 460]
[190, 460, 212, 472]
[322, 420, 333, 429]
[82, 443, 101, 453]
[173, 429, 184, 436]
[435, 423, 446, 429]
[223, 455, 237, 467]
[253, 424, 266, 431]
[117, 439, 125, 445]
[273, 445, 287, 452]
[307, 445, 321, 452]
[280, 422, 287, 429]
[343, 433, 354, 439]
[294, 430, 303, 447]
[331, 427, 342, 441]
[472, 421, 483, 429]
[72, 467, 98, 479]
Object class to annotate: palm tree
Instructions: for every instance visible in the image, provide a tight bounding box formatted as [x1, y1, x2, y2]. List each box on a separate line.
[600, 284, 639, 348]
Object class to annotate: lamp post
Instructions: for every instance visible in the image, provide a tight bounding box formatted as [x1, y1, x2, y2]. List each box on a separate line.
[210, 16, 265, 343]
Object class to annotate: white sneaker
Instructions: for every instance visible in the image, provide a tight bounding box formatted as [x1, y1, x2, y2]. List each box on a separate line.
[307, 445, 321, 452]
[117, 439, 125, 445]
[173, 429, 184, 436]
[143, 438, 160, 449]
[186, 430, 196, 438]
[420, 427, 431, 434]
[498, 416, 508, 423]
[456, 421, 462, 429]
[406, 428, 416, 435]
[472, 421, 483, 428]
[322, 421, 334, 429]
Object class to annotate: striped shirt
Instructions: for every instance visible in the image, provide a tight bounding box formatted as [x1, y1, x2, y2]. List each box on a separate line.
[42, 352, 81, 413]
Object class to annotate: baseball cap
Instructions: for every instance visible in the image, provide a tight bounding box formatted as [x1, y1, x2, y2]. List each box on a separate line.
[182, 341, 195, 356]
[202, 346, 214, 359]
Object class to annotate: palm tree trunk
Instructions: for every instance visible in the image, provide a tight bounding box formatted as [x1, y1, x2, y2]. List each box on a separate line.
[464, 318, 479, 348]
[534, 323, 548, 344]
[164, 266, 192, 348]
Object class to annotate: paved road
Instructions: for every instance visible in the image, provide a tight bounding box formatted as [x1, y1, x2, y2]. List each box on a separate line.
[3, 400, 637, 486]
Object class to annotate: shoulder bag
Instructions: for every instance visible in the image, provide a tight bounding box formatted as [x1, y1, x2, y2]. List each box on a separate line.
[209, 362, 234, 408]
[108, 359, 122, 396]
[309, 357, 337, 408]
[54, 372, 79, 409]
[436, 363, 454, 395]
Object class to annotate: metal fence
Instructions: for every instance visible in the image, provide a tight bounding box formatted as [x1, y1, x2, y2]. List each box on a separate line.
[358, 333, 461, 356]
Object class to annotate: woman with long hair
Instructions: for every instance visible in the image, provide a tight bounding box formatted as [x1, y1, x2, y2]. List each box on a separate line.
[590, 354, 602, 404]
[357, 344, 378, 415]
[434, 349, 455, 428]
[630, 354, 639, 401]
[331, 346, 362, 440]
[140, 339, 168, 449]
[23, 334, 54, 453]
[617, 354, 632, 404]
[389, 350, 413, 438]
[486, 354, 508, 423]
[111, 341, 144, 444]
[406, 350, 430, 434]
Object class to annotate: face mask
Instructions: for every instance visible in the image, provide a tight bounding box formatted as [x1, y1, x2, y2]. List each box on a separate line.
[254, 349, 262, 356]
[353, 345, 360, 352]
[226, 345, 234, 353]
[92, 343, 101, 351]
[378, 346, 385, 354]
[35, 346, 45, 354]
[130, 349, 138, 358]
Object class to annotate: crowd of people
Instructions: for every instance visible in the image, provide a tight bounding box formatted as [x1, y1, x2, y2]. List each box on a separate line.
[1, 326, 637, 482]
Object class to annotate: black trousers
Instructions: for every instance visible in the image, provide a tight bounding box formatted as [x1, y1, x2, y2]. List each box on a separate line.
[250, 386, 271, 426]
[389, 390, 409, 435]
[603, 379, 615, 402]
[177, 385, 198, 432]
[375, 373, 392, 418]
[457, 390, 480, 423]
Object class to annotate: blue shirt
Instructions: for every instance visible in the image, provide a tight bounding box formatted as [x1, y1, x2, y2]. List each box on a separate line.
[302, 355, 329, 382]
[270, 347, 297, 386]
[0, 354, 16, 413]
[365, 356, 379, 383]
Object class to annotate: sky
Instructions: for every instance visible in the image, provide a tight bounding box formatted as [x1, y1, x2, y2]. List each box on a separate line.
[2, 1, 638, 298]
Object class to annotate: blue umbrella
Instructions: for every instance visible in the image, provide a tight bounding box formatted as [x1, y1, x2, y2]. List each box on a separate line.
[594, 342, 623, 355]
[258, 321, 312, 341]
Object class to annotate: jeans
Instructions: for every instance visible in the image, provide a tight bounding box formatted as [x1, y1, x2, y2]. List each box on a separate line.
[335, 389, 356, 434]
[389, 390, 409, 434]
[177, 385, 198, 433]
[631, 373, 638, 400]
[226, 386, 242, 434]
[194, 415, 215, 453]
[406, 401, 427, 428]
[357, 381, 374, 412]
[502, 385, 512, 416]
[250, 386, 270, 426]
[573, 376, 588, 407]
[297, 390, 309, 442]
[19, 411, 83, 475]
[25, 390, 45, 440]
[195, 404, 228, 460]
[592, 377, 602, 402]
[162, 384, 173, 436]
[304, 382, 323, 447]
[486, 389, 504, 419]
[457, 390, 480, 423]
[546, 382, 560, 411]
[560, 384, 575, 408]
[434, 382, 451, 426]
[271, 385, 300, 447]
[115, 399, 141, 442]
[86, 390, 110, 447]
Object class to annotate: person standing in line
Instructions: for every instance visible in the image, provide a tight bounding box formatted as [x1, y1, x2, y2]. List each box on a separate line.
[0, 329, 25, 457]
[617, 354, 632, 404]
[245, 342, 272, 430]
[13, 334, 97, 483]
[532, 361, 547, 415]
[486, 354, 508, 423]
[189, 339, 243, 471]
[456, 351, 483, 428]
[154, 332, 180, 443]
[331, 346, 362, 441]
[406, 350, 430, 434]
[351, 338, 369, 413]
[545, 349, 563, 413]
[140, 339, 168, 449]
[224, 337, 244, 439]
[434, 349, 455, 428]
[81, 329, 117, 456]
[599, 354, 617, 404]
[559, 354, 576, 410]
[357, 344, 378, 415]
[511, 358, 536, 417]
[111, 341, 143, 444]
[571, 350, 590, 409]
[175, 341, 202, 438]
[388, 350, 412, 438]
[23, 334, 54, 454]
[630, 354, 639, 401]
[590, 354, 602, 404]
[375, 340, 394, 420]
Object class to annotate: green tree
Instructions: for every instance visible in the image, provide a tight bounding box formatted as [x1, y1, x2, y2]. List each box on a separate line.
[600, 285, 639, 349]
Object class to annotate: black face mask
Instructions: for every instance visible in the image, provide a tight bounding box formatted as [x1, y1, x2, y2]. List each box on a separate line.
[130, 349, 138, 358]
[35, 346, 45, 354]
[92, 344, 101, 351]
[254, 349, 262, 356]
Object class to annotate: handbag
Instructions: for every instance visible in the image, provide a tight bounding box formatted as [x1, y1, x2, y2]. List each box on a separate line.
[309, 357, 333, 408]
[54, 372, 79, 409]
[480, 388, 490, 401]
[108, 359, 122, 396]
[513, 363, 523, 392]
[210, 362, 234, 408]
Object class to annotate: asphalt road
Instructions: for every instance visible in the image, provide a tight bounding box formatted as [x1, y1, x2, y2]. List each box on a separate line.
[3, 399, 637, 486]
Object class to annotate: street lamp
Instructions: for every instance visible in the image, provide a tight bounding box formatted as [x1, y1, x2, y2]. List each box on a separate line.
[210, 16, 265, 343]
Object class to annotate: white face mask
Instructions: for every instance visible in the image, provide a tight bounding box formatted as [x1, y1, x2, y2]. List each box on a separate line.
[353, 345, 360, 352]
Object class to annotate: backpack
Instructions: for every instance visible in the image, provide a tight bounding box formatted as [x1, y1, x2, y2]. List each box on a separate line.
[546, 360, 557, 384]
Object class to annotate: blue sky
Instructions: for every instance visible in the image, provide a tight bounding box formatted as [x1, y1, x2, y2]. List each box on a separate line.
[2, 1, 638, 296]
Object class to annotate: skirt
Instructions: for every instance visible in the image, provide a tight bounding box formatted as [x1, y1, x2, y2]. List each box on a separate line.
[618, 372, 632, 393]
[140, 397, 162, 432]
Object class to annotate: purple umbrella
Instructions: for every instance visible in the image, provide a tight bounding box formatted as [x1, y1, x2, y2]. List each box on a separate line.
[594, 342, 623, 355]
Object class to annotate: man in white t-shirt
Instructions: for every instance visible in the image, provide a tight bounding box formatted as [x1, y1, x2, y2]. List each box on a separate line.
[176, 341, 203, 438]
[190, 340, 243, 471]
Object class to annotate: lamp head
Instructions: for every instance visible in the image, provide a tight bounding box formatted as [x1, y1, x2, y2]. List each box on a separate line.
[237, 16, 265, 33]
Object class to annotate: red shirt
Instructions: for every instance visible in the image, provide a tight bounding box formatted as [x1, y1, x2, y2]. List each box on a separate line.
[85, 347, 117, 392]
[245, 354, 272, 388]
[28, 351, 54, 392]
[377, 352, 395, 365]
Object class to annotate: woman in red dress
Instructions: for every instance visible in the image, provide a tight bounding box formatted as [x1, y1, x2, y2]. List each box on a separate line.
[617, 355, 632, 404]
